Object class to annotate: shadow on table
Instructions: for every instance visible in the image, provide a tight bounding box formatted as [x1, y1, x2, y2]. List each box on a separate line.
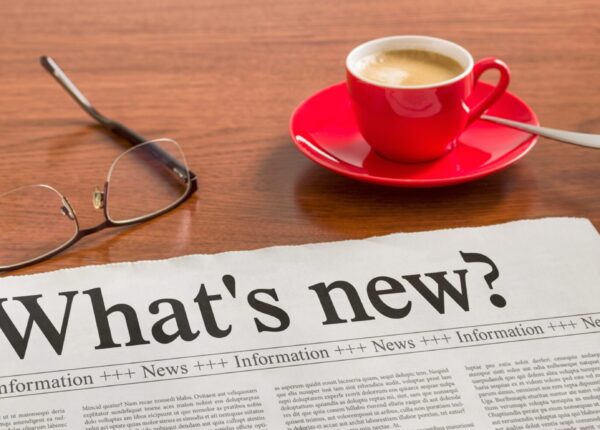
[257, 137, 535, 234]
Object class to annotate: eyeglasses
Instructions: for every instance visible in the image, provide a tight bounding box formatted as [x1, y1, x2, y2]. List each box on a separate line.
[0, 57, 198, 273]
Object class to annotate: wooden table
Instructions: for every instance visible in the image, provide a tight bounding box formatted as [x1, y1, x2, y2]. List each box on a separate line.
[1, 0, 598, 276]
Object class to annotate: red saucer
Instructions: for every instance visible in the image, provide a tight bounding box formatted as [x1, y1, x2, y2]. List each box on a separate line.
[290, 82, 538, 187]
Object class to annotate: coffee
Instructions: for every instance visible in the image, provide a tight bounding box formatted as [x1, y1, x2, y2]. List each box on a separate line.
[354, 49, 463, 86]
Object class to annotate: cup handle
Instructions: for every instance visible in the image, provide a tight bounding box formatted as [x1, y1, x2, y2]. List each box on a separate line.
[466, 58, 511, 125]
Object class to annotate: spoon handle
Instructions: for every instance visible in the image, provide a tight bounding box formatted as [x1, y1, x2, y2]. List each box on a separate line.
[481, 115, 600, 149]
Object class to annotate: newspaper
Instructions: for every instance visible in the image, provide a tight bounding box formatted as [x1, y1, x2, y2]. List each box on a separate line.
[0, 217, 599, 430]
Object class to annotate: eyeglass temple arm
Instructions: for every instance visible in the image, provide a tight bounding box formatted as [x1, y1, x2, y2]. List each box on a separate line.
[40, 56, 196, 183]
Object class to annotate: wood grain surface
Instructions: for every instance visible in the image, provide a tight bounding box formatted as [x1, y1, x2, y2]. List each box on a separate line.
[0, 0, 599, 276]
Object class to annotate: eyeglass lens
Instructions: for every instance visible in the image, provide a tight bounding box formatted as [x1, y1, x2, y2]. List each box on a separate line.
[106, 139, 191, 224]
[0, 185, 78, 269]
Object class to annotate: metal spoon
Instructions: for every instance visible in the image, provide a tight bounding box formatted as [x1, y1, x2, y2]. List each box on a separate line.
[482, 115, 599, 149]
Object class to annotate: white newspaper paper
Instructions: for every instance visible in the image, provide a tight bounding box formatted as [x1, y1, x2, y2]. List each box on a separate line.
[0, 217, 599, 430]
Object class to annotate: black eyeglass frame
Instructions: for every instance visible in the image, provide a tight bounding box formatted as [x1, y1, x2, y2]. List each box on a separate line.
[0, 57, 198, 273]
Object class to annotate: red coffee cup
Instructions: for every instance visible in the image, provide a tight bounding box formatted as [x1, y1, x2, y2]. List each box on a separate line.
[346, 35, 510, 163]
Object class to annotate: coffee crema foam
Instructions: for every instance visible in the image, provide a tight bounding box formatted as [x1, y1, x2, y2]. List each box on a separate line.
[354, 49, 464, 86]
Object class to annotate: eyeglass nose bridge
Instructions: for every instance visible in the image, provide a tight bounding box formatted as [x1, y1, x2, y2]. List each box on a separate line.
[93, 187, 105, 210]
